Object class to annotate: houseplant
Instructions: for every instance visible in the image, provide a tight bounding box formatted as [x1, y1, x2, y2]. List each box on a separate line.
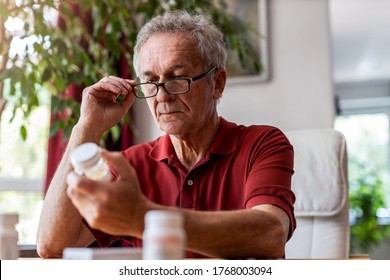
[0, 0, 261, 142]
[349, 152, 390, 254]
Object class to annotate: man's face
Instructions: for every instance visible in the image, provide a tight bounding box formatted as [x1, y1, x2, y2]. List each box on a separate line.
[137, 33, 221, 139]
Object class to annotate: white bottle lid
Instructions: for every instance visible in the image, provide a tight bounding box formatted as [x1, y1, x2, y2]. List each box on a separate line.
[143, 211, 185, 260]
[144, 210, 183, 229]
[70, 142, 101, 173]
[0, 213, 19, 228]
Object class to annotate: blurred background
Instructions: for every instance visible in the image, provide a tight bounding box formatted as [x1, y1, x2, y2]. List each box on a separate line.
[1, 0, 390, 258]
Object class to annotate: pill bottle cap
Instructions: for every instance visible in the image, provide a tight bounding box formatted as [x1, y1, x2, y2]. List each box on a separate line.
[144, 210, 183, 229]
[0, 213, 19, 228]
[70, 142, 101, 172]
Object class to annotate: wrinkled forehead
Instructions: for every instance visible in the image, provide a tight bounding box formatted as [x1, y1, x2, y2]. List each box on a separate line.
[138, 33, 203, 71]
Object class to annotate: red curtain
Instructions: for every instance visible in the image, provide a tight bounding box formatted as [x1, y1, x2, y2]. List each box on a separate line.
[44, 5, 133, 193]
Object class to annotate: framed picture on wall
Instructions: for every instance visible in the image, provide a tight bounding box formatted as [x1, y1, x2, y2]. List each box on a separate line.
[222, 0, 269, 84]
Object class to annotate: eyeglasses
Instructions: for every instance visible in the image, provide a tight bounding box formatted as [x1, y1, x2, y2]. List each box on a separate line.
[132, 67, 216, 99]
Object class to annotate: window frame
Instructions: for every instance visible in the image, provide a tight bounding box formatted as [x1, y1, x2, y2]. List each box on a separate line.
[0, 178, 44, 192]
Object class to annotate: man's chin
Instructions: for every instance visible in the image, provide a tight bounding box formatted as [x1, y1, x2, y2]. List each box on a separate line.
[159, 121, 185, 136]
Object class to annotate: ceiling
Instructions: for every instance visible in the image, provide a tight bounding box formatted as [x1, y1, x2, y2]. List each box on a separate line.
[329, 0, 390, 83]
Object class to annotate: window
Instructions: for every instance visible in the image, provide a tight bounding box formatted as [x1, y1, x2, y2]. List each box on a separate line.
[335, 81, 390, 207]
[0, 98, 49, 245]
[334, 80, 390, 255]
[335, 113, 390, 207]
[335, 81, 390, 223]
[0, 1, 55, 246]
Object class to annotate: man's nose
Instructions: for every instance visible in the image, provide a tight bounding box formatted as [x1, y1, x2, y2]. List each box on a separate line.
[155, 84, 174, 102]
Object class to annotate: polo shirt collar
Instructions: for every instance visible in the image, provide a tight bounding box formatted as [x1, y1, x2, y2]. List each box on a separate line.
[149, 117, 238, 162]
[209, 117, 238, 155]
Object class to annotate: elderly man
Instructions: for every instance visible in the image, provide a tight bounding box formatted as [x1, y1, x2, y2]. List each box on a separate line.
[37, 11, 295, 259]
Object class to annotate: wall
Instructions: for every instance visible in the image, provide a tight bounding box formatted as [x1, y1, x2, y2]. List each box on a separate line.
[133, 0, 335, 144]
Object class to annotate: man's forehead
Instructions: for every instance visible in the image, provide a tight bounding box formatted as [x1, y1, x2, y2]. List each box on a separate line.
[139, 33, 198, 57]
[138, 34, 201, 74]
[141, 64, 186, 76]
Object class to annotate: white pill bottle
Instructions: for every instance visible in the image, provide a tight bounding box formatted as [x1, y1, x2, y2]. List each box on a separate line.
[0, 213, 19, 260]
[70, 142, 112, 182]
[142, 210, 186, 260]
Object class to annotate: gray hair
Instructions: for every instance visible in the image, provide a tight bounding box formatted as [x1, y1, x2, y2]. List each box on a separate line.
[133, 10, 227, 76]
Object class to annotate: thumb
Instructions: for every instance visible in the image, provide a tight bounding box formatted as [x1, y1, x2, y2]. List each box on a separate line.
[118, 91, 136, 112]
[100, 149, 136, 180]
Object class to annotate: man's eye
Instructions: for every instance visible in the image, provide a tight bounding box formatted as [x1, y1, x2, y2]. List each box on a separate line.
[141, 76, 157, 83]
[173, 76, 186, 79]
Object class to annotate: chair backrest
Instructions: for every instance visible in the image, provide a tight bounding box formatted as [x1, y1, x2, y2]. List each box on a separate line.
[284, 129, 350, 259]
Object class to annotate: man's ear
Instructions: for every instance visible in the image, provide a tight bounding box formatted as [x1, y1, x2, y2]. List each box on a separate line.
[213, 69, 227, 100]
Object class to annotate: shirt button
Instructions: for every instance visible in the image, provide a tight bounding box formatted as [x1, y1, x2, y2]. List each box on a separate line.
[187, 180, 194, 186]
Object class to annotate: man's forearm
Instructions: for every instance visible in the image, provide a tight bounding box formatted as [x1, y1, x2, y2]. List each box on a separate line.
[36, 124, 101, 258]
[182, 208, 287, 259]
[122, 202, 288, 259]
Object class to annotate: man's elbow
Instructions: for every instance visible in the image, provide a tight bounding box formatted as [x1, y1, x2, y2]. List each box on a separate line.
[36, 241, 63, 259]
[265, 224, 288, 259]
[253, 222, 288, 259]
[267, 242, 287, 259]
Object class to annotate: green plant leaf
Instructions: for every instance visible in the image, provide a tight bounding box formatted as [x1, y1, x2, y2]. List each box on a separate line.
[41, 68, 52, 83]
[49, 120, 64, 137]
[20, 125, 27, 141]
[110, 124, 121, 143]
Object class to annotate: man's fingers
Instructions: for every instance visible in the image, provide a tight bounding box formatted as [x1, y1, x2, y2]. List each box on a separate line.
[103, 76, 134, 92]
[86, 76, 136, 100]
[66, 172, 100, 196]
[100, 149, 136, 180]
[98, 76, 135, 95]
[117, 91, 136, 110]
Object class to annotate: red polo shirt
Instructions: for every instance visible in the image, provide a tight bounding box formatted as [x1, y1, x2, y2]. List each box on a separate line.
[92, 118, 296, 256]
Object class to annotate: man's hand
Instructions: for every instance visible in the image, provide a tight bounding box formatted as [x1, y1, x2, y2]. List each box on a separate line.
[66, 149, 149, 237]
[78, 76, 136, 135]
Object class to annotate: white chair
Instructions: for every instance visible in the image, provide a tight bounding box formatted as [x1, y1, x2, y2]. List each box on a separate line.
[285, 129, 350, 259]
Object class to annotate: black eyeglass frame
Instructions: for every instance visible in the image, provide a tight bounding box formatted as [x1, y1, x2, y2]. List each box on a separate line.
[132, 66, 217, 99]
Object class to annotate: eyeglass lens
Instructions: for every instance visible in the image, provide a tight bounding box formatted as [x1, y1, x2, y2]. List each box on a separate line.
[134, 79, 189, 98]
